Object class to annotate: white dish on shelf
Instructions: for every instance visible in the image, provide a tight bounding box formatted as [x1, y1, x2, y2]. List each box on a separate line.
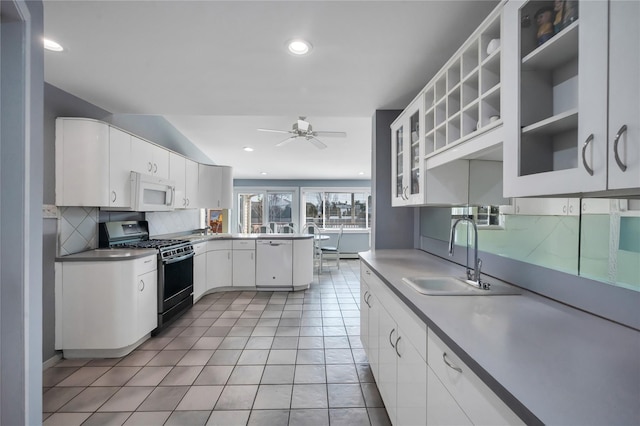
[487, 38, 500, 55]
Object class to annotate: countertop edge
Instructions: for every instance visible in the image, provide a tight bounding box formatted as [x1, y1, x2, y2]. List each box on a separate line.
[56, 248, 158, 262]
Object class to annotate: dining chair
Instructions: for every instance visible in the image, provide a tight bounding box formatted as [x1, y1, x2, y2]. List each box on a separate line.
[279, 224, 295, 234]
[320, 224, 344, 272]
[258, 224, 272, 233]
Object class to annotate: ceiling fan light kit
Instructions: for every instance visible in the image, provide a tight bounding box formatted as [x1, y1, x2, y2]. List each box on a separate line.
[257, 116, 346, 150]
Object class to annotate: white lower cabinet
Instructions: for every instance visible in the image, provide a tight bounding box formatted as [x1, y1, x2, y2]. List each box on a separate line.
[361, 262, 426, 425]
[377, 305, 399, 423]
[361, 260, 521, 426]
[193, 242, 207, 300]
[396, 328, 428, 426]
[207, 240, 232, 289]
[427, 367, 472, 425]
[428, 330, 523, 425]
[136, 268, 158, 337]
[232, 240, 256, 287]
[55, 254, 157, 356]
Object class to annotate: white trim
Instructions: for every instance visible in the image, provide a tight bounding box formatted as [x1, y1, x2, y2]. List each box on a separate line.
[42, 354, 63, 371]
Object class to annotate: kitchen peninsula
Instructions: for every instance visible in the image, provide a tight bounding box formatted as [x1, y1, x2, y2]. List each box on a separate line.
[55, 233, 313, 359]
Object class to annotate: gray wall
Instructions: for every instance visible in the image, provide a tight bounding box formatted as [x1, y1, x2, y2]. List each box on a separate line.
[1, 0, 44, 422]
[371, 110, 414, 249]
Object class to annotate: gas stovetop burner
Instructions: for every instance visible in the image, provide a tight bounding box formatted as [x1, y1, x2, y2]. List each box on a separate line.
[114, 239, 187, 250]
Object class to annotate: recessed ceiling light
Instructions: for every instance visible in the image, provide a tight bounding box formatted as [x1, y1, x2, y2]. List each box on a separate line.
[44, 38, 64, 52]
[358, 172, 365, 175]
[243, 146, 254, 152]
[287, 39, 312, 56]
[260, 172, 268, 176]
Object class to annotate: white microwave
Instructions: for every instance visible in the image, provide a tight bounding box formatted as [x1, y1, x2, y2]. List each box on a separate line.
[130, 171, 175, 211]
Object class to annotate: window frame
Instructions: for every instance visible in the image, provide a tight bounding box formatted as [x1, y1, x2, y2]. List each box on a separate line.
[300, 186, 371, 231]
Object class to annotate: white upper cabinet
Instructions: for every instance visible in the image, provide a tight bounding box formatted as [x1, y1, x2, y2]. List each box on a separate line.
[131, 135, 170, 179]
[56, 118, 133, 209]
[55, 117, 231, 211]
[185, 159, 200, 207]
[503, 0, 639, 197]
[607, 0, 640, 191]
[391, 99, 423, 206]
[108, 127, 132, 208]
[391, 4, 504, 207]
[198, 164, 233, 209]
[169, 153, 199, 209]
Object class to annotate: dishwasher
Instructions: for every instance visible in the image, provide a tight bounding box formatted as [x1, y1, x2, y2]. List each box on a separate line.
[256, 239, 293, 289]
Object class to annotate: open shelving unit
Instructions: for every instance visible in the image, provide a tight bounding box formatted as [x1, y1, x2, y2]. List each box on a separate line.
[423, 10, 502, 158]
[517, 5, 580, 176]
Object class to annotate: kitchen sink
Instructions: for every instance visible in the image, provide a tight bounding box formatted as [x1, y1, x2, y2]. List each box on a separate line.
[401, 276, 521, 296]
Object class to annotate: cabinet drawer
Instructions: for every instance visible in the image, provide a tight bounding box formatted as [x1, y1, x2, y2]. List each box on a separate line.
[361, 262, 426, 361]
[208, 240, 232, 251]
[233, 240, 255, 250]
[427, 329, 523, 425]
[192, 241, 207, 256]
[135, 255, 157, 275]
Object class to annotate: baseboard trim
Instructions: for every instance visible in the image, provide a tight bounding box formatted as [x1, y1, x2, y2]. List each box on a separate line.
[43, 353, 62, 370]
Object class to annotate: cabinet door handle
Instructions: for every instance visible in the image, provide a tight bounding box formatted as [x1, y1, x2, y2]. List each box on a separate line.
[111, 191, 117, 202]
[365, 293, 372, 307]
[613, 124, 628, 172]
[186, 198, 190, 206]
[363, 290, 369, 302]
[443, 352, 462, 373]
[389, 328, 396, 348]
[581, 134, 595, 176]
[395, 336, 402, 358]
[139, 279, 145, 291]
[147, 162, 153, 172]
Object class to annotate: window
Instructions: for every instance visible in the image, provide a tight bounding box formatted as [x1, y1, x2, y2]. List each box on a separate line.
[236, 189, 296, 233]
[302, 189, 371, 229]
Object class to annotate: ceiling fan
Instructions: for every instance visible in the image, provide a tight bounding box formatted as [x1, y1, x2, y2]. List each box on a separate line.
[257, 116, 346, 150]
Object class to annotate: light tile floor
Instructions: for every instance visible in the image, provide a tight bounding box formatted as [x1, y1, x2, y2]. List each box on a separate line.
[43, 259, 391, 426]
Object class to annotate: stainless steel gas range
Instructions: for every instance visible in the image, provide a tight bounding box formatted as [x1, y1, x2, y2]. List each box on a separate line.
[99, 221, 194, 333]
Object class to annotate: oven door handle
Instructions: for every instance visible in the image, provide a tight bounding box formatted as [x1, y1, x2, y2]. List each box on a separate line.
[163, 252, 195, 264]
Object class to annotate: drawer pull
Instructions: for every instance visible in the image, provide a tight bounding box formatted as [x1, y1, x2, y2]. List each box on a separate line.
[443, 352, 462, 373]
[389, 328, 396, 348]
[365, 293, 372, 307]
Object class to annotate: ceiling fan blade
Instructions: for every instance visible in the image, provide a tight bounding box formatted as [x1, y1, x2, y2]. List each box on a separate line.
[275, 136, 298, 147]
[257, 128, 291, 134]
[308, 137, 327, 150]
[313, 131, 347, 138]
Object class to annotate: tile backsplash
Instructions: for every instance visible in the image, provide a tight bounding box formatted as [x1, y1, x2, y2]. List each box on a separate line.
[59, 207, 99, 255]
[147, 209, 201, 237]
[59, 208, 202, 255]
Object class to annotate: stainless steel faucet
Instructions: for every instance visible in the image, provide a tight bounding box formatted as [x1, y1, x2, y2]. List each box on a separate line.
[449, 217, 486, 288]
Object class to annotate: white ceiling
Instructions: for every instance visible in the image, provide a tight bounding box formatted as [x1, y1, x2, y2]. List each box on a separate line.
[43, 0, 499, 180]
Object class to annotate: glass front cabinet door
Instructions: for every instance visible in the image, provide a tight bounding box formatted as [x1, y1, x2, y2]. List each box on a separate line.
[502, 0, 640, 197]
[391, 99, 424, 206]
